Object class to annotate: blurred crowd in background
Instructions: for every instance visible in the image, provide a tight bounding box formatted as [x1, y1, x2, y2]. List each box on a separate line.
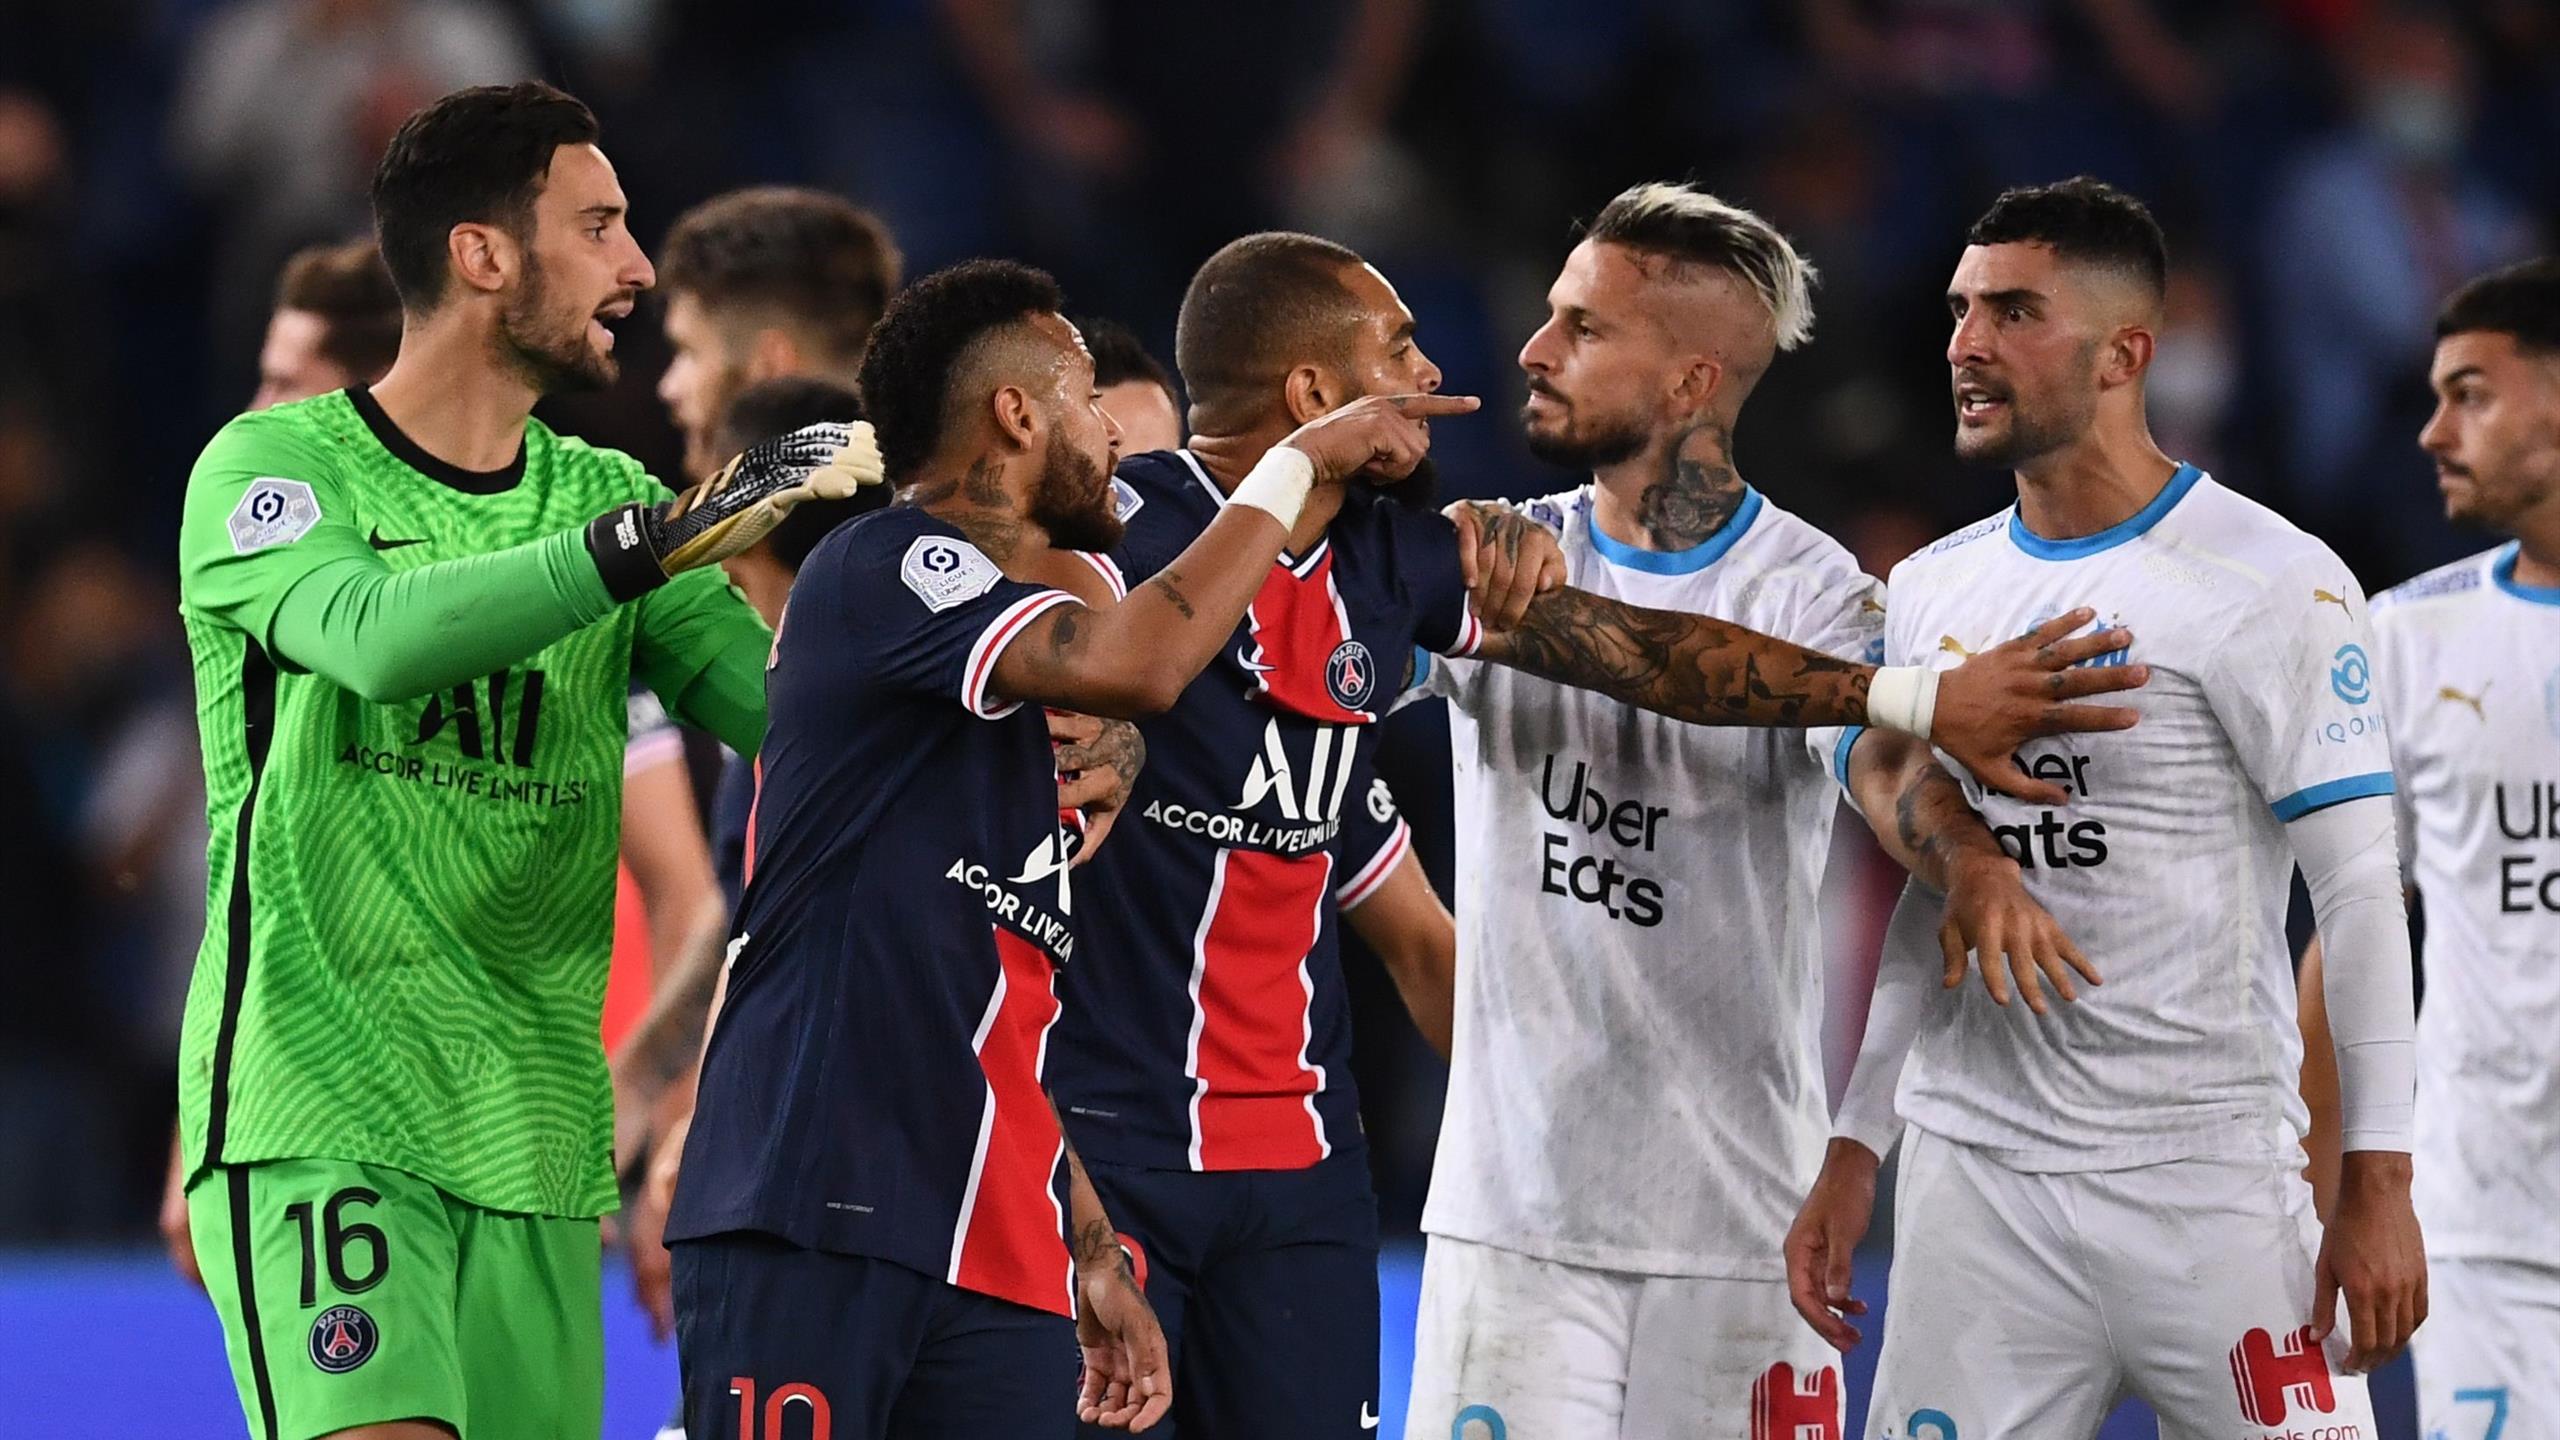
[4, 0, 2557, 1249]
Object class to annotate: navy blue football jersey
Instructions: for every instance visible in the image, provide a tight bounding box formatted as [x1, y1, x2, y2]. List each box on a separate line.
[1050, 449, 1471, 1171]
[667, 505, 1087, 1318]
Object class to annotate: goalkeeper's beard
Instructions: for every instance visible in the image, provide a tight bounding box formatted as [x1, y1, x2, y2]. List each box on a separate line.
[1031, 430, 1125, 553]
[498, 257, 619, 395]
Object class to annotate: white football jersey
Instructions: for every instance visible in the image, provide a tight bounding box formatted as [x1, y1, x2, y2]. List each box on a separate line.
[1416, 484, 1882, 1278]
[1885, 466, 2395, 1171]
[2372, 544, 2560, 1268]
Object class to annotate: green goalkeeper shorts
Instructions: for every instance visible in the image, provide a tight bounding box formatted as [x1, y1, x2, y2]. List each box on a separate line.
[188, 1157, 603, 1440]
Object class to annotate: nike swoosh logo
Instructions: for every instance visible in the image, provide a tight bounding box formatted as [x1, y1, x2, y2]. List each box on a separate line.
[1361, 1403, 1379, 1429]
[368, 527, 426, 551]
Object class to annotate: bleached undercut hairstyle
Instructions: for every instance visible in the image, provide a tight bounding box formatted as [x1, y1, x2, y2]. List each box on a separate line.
[1584, 182, 1818, 352]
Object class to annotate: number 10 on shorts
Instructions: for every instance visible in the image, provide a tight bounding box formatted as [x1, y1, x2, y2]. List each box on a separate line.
[730, 1377, 832, 1439]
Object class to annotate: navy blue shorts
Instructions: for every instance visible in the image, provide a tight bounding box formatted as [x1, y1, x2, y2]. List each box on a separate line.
[1077, 1145, 1382, 1440]
[673, 1232, 1081, 1440]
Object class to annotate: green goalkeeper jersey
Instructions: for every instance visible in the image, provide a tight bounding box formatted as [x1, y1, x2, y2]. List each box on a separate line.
[175, 387, 769, 1218]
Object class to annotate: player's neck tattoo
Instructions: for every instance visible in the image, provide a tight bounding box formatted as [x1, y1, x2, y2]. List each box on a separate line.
[1635, 419, 1744, 550]
[906, 458, 1027, 562]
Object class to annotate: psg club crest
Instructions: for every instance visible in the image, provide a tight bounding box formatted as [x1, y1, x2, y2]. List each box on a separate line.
[1326, 640, 1377, 711]
[308, 1304, 379, 1374]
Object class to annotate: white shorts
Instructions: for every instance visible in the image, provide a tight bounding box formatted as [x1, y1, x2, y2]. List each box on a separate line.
[1868, 1129, 2376, 1440]
[2413, 1257, 2560, 1440]
[1405, 1234, 1842, 1440]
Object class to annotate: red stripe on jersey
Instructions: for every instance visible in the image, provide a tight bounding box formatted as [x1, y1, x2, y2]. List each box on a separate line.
[742, 755, 764, 887]
[1185, 848, 1333, 1171]
[948, 927, 1073, 1315]
[1334, 819, 1410, 910]
[1240, 550, 1377, 724]
[964, 591, 1077, 720]
[1077, 550, 1129, 600]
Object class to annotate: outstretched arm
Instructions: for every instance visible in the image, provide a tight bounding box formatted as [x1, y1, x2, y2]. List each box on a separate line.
[991, 394, 1477, 716]
[1474, 585, 2145, 803]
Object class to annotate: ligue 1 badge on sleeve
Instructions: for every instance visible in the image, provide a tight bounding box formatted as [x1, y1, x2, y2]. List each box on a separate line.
[228, 477, 322, 554]
[308, 1304, 379, 1374]
[901, 535, 1002, 613]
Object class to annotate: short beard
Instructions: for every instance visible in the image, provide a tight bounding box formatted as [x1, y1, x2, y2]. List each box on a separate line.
[1953, 408, 2080, 469]
[1522, 405, 1649, 473]
[499, 256, 617, 395]
[1032, 430, 1125, 553]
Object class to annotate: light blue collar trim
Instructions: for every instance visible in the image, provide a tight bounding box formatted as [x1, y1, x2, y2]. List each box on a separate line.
[2006, 463, 2202, 561]
[1585, 487, 1764, 575]
[2492, 542, 2560, 607]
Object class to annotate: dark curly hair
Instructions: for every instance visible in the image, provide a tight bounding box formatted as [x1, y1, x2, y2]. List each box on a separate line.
[660, 187, 902, 365]
[370, 82, 599, 311]
[855, 259, 1065, 482]
[1965, 177, 2167, 301]
[2436, 258, 2560, 354]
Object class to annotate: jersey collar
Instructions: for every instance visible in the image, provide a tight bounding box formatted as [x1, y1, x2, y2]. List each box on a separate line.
[1582, 485, 1764, 575]
[2004, 462, 2202, 561]
[1177, 447, 1326, 577]
[2491, 541, 2560, 606]
[347, 387, 526, 495]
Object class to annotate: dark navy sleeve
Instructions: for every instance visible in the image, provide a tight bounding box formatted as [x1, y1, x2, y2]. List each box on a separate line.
[827, 520, 1081, 720]
[1332, 748, 1412, 910]
[1378, 500, 1483, 657]
[1102, 453, 1197, 586]
[711, 752, 754, 913]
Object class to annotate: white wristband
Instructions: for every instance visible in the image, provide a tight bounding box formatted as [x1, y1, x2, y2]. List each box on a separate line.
[1868, 664, 1940, 739]
[1229, 445, 1316, 528]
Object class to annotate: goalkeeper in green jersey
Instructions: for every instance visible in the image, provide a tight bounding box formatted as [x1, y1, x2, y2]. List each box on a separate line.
[173, 81, 878, 1440]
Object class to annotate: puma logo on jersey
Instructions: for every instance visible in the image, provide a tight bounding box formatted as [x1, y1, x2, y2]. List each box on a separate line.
[2440, 682, 2489, 721]
[2312, 587, 2353, 616]
[1859, 597, 1887, 616]
[1938, 635, 1973, 658]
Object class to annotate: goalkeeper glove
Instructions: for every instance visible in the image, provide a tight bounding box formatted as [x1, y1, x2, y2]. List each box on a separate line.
[585, 422, 884, 601]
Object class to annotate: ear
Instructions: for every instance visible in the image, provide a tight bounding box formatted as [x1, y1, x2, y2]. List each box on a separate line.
[447, 222, 514, 297]
[1667, 354, 1724, 423]
[745, 327, 803, 384]
[989, 383, 1041, 452]
[2103, 326, 2155, 391]
[1284, 364, 1342, 425]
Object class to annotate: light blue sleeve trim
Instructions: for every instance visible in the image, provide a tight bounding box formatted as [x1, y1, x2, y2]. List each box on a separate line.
[2269, 771, 2396, 822]
[1831, 725, 1869, 792]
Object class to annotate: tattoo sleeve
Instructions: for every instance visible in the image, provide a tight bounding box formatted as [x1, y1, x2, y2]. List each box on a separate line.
[1890, 760, 2000, 890]
[1050, 1097, 1136, 1278]
[1474, 586, 1874, 727]
[1056, 717, 1145, 810]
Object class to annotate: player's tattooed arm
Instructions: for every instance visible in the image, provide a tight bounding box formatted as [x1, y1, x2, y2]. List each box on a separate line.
[1480, 602, 2149, 800]
[1472, 586, 1873, 727]
[1846, 731, 2101, 1013]
[1052, 712, 1145, 863]
[1049, 1099, 1174, 1430]
[1445, 501, 1566, 630]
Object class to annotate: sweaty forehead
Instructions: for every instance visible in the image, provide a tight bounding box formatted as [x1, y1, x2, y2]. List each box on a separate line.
[1342, 262, 1413, 332]
[1021, 310, 1090, 386]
